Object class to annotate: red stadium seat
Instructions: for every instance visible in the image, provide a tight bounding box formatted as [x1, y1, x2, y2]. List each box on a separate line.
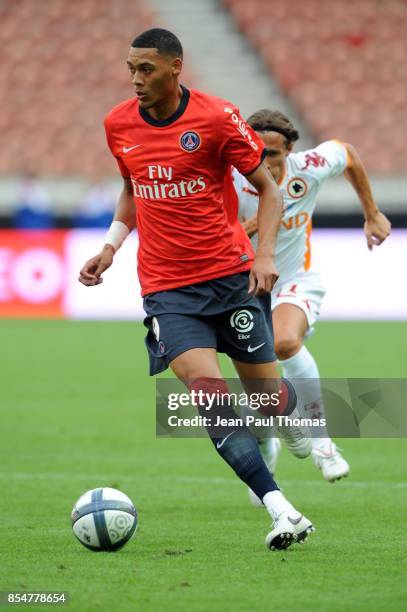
[0, 0, 197, 179]
[223, 0, 407, 174]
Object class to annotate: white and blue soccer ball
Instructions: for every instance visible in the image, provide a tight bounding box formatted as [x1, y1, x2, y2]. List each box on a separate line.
[71, 487, 138, 552]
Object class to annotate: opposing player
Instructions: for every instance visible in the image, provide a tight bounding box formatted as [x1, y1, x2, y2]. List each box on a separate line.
[233, 109, 391, 484]
[78, 30, 315, 550]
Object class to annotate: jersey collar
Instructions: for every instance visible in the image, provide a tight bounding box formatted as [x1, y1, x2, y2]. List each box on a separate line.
[138, 85, 190, 127]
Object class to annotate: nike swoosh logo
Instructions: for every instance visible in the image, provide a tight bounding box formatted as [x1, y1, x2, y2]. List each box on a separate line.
[216, 431, 236, 449]
[122, 144, 142, 154]
[288, 515, 303, 525]
[247, 342, 266, 353]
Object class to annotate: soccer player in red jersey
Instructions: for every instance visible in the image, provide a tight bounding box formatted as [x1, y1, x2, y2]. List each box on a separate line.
[79, 29, 314, 550]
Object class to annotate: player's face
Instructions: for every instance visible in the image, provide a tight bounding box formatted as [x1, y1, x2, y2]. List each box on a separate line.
[257, 131, 292, 180]
[126, 47, 182, 109]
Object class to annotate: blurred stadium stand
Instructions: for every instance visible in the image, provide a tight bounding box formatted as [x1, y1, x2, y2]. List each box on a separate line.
[223, 0, 407, 176]
[0, 0, 155, 179]
[0, 0, 405, 228]
[151, 0, 310, 132]
[0, 0, 196, 227]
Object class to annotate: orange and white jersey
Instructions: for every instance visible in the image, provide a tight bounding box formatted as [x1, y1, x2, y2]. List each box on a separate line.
[234, 140, 348, 283]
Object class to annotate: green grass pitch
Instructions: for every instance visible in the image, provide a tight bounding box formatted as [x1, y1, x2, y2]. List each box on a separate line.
[1, 321, 406, 611]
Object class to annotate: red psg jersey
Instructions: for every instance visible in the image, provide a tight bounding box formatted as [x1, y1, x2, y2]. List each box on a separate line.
[223, 165, 253, 255]
[104, 86, 264, 296]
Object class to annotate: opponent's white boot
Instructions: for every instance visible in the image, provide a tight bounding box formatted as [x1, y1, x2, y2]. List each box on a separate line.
[277, 412, 312, 459]
[312, 441, 350, 482]
[265, 512, 315, 550]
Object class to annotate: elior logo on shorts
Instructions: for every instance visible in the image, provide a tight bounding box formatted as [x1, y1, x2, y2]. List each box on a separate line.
[230, 309, 254, 333]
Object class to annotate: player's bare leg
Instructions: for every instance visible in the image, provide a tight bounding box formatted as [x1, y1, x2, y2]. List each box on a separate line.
[273, 303, 350, 482]
[273, 303, 308, 361]
[170, 348, 314, 549]
[170, 347, 223, 384]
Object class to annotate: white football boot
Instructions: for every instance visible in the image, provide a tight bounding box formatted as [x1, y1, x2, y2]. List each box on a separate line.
[265, 512, 315, 551]
[275, 382, 312, 458]
[248, 437, 282, 507]
[312, 442, 350, 482]
[277, 411, 312, 459]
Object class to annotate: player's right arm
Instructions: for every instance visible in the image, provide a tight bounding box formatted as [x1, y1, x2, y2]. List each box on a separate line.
[78, 177, 136, 286]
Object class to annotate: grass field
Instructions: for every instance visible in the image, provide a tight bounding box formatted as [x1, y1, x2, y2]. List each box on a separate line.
[1, 321, 406, 611]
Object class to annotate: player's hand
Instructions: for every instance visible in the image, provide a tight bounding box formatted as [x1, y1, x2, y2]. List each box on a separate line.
[364, 211, 391, 251]
[248, 254, 279, 296]
[78, 244, 115, 286]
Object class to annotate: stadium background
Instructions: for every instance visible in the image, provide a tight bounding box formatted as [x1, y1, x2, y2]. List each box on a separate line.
[0, 0, 406, 320]
[1, 1, 406, 611]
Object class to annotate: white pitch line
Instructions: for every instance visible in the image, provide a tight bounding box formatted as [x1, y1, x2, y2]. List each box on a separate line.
[176, 476, 407, 489]
[0, 472, 406, 489]
[0, 472, 131, 482]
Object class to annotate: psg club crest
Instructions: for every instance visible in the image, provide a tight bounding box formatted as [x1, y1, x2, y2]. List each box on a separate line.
[180, 131, 201, 152]
[287, 177, 307, 199]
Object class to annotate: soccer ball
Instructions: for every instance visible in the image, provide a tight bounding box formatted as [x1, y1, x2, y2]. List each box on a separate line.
[71, 487, 138, 552]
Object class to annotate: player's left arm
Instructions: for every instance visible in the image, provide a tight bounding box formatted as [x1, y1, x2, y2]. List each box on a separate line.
[342, 143, 391, 250]
[246, 163, 283, 295]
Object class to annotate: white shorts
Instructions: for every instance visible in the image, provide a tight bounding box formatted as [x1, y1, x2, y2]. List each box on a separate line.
[271, 269, 326, 333]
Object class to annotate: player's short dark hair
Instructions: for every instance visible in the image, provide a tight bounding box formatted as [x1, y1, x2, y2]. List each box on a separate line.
[247, 109, 299, 143]
[131, 28, 183, 59]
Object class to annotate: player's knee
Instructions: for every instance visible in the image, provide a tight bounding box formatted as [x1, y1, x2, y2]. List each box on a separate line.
[170, 350, 221, 384]
[275, 333, 302, 361]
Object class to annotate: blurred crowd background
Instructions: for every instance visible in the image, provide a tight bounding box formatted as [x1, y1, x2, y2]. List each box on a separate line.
[0, 0, 406, 229]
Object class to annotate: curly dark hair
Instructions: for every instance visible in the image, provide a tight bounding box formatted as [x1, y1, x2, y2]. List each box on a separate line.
[247, 109, 299, 143]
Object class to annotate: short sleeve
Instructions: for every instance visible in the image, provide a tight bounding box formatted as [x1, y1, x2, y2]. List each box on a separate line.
[104, 118, 130, 178]
[219, 104, 265, 176]
[298, 140, 347, 183]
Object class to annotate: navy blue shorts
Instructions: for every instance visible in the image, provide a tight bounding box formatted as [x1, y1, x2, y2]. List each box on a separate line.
[143, 272, 276, 375]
